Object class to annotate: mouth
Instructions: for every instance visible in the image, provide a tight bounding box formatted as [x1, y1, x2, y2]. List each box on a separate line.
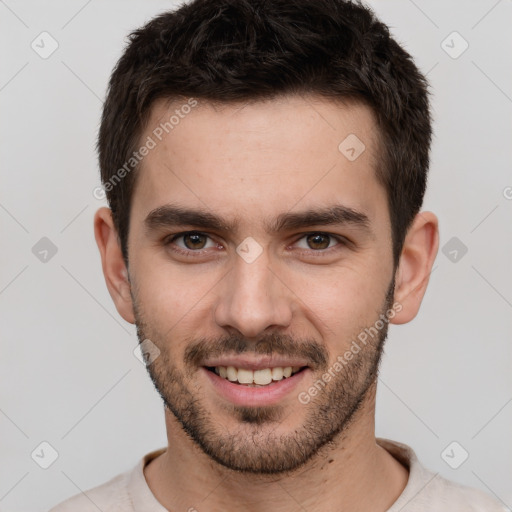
[201, 362, 310, 407]
[204, 365, 307, 387]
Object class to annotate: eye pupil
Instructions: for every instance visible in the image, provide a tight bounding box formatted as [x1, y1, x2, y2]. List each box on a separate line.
[184, 233, 206, 249]
[307, 234, 330, 250]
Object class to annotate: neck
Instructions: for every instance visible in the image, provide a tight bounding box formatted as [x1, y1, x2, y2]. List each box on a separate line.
[144, 381, 408, 512]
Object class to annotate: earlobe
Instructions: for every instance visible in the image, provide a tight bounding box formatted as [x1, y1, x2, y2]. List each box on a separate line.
[390, 211, 439, 325]
[94, 207, 135, 324]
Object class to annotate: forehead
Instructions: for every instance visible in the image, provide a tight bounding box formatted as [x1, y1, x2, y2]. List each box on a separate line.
[131, 95, 386, 230]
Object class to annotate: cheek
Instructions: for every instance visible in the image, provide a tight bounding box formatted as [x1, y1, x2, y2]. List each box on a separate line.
[132, 254, 220, 333]
[292, 266, 387, 346]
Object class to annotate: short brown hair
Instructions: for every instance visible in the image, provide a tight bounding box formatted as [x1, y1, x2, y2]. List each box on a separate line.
[98, 0, 433, 267]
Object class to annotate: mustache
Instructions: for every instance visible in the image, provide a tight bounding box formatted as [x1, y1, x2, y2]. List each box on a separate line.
[184, 332, 328, 370]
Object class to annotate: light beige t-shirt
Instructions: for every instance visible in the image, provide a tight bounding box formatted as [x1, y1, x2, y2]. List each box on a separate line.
[49, 438, 506, 511]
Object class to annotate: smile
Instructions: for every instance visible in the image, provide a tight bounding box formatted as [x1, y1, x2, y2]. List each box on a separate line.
[202, 365, 310, 407]
[206, 365, 305, 386]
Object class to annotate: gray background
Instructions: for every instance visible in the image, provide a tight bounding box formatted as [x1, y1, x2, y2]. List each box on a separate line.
[1, 1, 511, 510]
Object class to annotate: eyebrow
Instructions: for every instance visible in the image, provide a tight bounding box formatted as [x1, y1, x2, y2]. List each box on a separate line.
[144, 204, 373, 237]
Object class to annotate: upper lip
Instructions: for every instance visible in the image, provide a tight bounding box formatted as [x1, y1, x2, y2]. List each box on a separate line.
[202, 356, 310, 371]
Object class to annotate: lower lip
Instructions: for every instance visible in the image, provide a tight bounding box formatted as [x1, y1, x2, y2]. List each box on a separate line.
[202, 367, 309, 407]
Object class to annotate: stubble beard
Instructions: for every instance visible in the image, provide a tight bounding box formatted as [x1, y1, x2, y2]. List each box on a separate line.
[133, 280, 395, 475]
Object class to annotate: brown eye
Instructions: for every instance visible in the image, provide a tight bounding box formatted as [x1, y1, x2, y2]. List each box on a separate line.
[167, 232, 217, 253]
[182, 233, 208, 250]
[306, 233, 332, 250]
[293, 232, 346, 254]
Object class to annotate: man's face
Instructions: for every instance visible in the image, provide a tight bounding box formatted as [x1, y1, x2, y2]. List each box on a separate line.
[127, 95, 396, 473]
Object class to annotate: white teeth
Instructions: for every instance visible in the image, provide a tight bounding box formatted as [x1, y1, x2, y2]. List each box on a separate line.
[271, 367, 284, 380]
[212, 365, 302, 385]
[237, 368, 254, 384]
[226, 366, 238, 382]
[253, 368, 273, 385]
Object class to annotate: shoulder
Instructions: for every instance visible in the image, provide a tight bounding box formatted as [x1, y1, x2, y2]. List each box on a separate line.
[48, 469, 132, 512]
[377, 438, 507, 512]
[418, 473, 508, 511]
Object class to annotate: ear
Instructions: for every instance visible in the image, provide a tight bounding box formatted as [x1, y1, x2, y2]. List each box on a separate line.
[390, 211, 439, 325]
[94, 207, 135, 324]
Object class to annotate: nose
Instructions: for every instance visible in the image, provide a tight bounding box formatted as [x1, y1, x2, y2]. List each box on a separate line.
[213, 249, 293, 338]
